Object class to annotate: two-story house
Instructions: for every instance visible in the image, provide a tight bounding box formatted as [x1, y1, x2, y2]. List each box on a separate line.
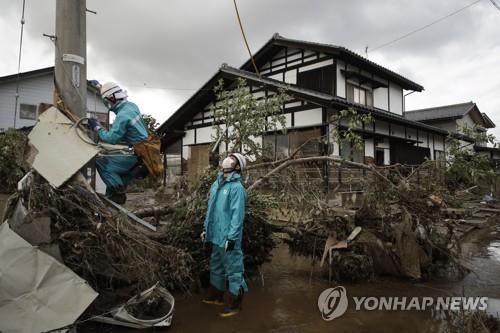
[406, 101, 499, 164]
[0, 67, 108, 132]
[158, 33, 449, 181]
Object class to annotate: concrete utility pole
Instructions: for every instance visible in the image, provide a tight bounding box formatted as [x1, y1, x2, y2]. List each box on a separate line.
[55, 0, 87, 118]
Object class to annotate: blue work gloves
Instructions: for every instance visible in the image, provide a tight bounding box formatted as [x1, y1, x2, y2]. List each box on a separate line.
[87, 118, 101, 131]
[225, 240, 235, 252]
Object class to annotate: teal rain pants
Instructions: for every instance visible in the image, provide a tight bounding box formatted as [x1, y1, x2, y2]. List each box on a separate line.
[210, 245, 248, 296]
[96, 153, 138, 191]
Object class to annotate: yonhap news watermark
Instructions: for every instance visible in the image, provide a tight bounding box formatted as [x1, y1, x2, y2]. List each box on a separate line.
[318, 286, 488, 321]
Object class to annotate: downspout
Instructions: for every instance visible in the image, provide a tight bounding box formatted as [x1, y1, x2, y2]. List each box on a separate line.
[403, 90, 416, 117]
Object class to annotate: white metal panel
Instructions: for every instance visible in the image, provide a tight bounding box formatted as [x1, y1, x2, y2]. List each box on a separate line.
[373, 87, 389, 111]
[28, 107, 100, 188]
[267, 73, 282, 81]
[184, 129, 195, 145]
[298, 59, 334, 72]
[336, 60, 346, 98]
[294, 108, 322, 126]
[389, 83, 403, 115]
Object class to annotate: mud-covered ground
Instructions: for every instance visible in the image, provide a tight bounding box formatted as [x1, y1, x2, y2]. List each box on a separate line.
[83, 214, 500, 333]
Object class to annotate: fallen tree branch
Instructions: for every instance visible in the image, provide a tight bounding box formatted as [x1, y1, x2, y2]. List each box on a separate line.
[133, 206, 174, 218]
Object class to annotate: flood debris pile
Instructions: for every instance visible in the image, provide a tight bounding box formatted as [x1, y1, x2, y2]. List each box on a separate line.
[439, 309, 500, 333]
[4, 175, 194, 293]
[270, 162, 481, 282]
[0, 129, 28, 193]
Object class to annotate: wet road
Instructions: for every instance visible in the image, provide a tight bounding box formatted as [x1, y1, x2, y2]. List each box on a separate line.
[83, 217, 500, 333]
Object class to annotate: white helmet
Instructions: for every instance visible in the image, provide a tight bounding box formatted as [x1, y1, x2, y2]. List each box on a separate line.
[229, 153, 247, 171]
[100, 82, 128, 100]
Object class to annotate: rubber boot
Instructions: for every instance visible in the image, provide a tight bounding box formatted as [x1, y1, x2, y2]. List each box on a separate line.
[107, 186, 127, 205]
[219, 288, 243, 317]
[202, 285, 224, 306]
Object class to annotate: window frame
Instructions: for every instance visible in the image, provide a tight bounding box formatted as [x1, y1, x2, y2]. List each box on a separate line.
[19, 103, 37, 120]
[346, 83, 373, 107]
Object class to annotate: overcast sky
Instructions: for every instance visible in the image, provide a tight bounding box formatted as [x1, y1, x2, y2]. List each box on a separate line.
[1, 0, 499, 134]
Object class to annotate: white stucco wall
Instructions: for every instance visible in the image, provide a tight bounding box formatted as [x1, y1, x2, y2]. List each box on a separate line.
[373, 87, 389, 111]
[389, 83, 403, 115]
[294, 108, 323, 127]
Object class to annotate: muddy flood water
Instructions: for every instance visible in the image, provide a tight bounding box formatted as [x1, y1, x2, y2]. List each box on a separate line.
[82, 216, 500, 333]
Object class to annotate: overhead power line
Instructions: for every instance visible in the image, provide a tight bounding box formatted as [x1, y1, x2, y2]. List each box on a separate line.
[369, 0, 483, 53]
[13, 0, 27, 128]
[489, 0, 500, 11]
[233, 0, 260, 77]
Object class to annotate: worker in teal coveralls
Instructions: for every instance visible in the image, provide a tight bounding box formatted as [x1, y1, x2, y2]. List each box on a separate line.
[201, 153, 248, 318]
[87, 82, 148, 204]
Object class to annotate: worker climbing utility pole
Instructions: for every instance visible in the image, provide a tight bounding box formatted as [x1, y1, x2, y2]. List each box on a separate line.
[54, 0, 87, 118]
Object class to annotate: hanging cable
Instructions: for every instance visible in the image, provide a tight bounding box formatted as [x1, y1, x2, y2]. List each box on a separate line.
[13, 0, 27, 128]
[233, 0, 260, 77]
[369, 0, 483, 53]
[489, 0, 500, 11]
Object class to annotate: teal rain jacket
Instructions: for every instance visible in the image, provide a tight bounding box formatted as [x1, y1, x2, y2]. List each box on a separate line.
[95, 100, 149, 189]
[204, 171, 247, 249]
[97, 100, 148, 145]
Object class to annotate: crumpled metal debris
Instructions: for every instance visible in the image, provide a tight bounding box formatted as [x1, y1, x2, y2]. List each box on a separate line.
[0, 222, 98, 333]
[93, 284, 175, 328]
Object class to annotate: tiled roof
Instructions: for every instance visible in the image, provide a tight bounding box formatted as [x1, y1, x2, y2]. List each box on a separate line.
[158, 65, 447, 138]
[240, 33, 424, 91]
[406, 102, 475, 122]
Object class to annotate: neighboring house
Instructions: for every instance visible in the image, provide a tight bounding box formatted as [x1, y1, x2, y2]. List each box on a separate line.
[158, 33, 449, 181]
[406, 102, 500, 165]
[0, 67, 109, 193]
[0, 67, 108, 131]
[406, 102, 495, 140]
